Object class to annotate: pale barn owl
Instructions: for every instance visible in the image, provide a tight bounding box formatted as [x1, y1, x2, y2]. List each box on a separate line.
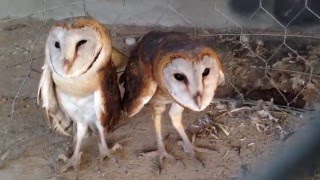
[37, 17, 121, 171]
[120, 31, 225, 160]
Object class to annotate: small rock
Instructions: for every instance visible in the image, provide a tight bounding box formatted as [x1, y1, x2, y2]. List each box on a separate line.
[125, 37, 136, 46]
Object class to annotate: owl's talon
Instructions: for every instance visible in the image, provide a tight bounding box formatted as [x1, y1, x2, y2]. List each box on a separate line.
[155, 149, 176, 171]
[98, 150, 119, 164]
[99, 144, 111, 160]
[60, 152, 82, 172]
[98, 143, 121, 164]
[98, 154, 118, 165]
[96, 151, 119, 173]
[177, 141, 207, 167]
[159, 149, 174, 162]
[111, 143, 122, 152]
[178, 141, 195, 156]
[58, 154, 69, 163]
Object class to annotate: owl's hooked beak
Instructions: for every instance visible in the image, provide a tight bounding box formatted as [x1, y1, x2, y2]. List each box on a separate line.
[63, 58, 75, 74]
[193, 92, 202, 109]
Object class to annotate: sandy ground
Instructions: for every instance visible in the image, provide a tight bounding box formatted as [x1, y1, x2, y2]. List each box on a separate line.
[0, 18, 318, 180]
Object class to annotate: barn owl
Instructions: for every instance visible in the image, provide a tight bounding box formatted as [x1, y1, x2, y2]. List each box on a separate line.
[37, 17, 121, 171]
[120, 31, 225, 160]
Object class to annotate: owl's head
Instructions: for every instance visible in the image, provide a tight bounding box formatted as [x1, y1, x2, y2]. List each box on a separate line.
[156, 45, 224, 111]
[45, 17, 111, 78]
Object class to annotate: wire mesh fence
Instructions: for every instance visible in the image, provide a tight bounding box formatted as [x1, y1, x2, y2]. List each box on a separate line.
[1, 0, 319, 115]
[0, 0, 320, 178]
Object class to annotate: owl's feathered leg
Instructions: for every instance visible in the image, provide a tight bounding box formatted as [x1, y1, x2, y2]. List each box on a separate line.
[61, 122, 88, 172]
[169, 103, 195, 156]
[152, 104, 172, 161]
[94, 90, 122, 161]
[61, 123, 77, 158]
[96, 121, 111, 160]
[95, 121, 122, 168]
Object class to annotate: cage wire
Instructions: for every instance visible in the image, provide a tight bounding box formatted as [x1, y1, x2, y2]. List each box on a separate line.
[0, 0, 320, 176]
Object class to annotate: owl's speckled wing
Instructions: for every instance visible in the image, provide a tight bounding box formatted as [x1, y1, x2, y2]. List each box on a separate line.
[119, 46, 157, 117]
[37, 64, 72, 136]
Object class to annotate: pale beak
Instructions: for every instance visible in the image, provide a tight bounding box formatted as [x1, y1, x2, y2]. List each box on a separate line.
[63, 58, 75, 74]
[193, 93, 202, 109]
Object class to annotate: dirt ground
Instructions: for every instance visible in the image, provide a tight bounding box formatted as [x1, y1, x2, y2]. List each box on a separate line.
[0, 18, 319, 180]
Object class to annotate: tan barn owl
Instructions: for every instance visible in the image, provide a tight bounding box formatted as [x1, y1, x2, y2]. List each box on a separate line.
[120, 31, 225, 160]
[37, 17, 121, 171]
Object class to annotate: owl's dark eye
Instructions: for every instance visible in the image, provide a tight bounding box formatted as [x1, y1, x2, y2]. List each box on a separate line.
[174, 73, 186, 81]
[76, 40, 87, 48]
[55, 42, 60, 49]
[202, 68, 210, 76]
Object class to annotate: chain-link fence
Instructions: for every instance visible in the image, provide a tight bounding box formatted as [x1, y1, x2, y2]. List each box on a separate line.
[1, 0, 319, 115]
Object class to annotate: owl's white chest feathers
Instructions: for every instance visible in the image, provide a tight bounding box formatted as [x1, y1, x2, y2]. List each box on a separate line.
[57, 91, 98, 125]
